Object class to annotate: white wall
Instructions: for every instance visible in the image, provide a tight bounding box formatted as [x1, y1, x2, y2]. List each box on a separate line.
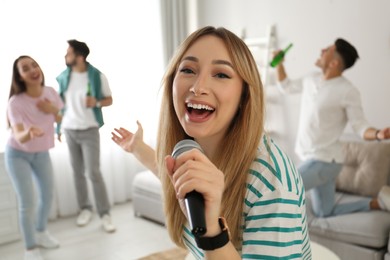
[196, 0, 390, 161]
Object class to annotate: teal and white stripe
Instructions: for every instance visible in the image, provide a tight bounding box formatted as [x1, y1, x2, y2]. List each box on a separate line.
[183, 135, 311, 259]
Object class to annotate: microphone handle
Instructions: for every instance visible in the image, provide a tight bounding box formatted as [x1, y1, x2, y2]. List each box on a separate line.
[184, 190, 206, 236]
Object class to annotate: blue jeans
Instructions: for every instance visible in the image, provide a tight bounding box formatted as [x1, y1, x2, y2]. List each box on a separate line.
[299, 159, 370, 217]
[4, 145, 54, 250]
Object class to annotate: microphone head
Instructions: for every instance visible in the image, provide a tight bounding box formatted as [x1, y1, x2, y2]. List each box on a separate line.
[172, 139, 204, 159]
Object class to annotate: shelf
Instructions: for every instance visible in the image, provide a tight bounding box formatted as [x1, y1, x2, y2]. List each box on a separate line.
[242, 24, 277, 87]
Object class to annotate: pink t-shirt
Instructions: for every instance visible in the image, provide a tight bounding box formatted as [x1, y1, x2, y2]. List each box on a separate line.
[7, 86, 64, 152]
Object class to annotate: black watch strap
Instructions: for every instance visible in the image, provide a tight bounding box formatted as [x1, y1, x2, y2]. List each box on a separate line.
[195, 217, 230, 250]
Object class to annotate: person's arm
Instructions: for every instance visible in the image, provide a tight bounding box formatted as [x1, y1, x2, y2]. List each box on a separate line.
[131, 140, 157, 175]
[98, 73, 113, 107]
[111, 121, 158, 175]
[272, 50, 304, 94]
[276, 61, 287, 82]
[343, 87, 390, 141]
[363, 127, 390, 141]
[11, 124, 44, 144]
[86, 96, 113, 108]
[97, 96, 113, 107]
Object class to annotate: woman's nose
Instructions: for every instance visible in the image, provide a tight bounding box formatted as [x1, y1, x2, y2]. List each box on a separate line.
[189, 74, 209, 96]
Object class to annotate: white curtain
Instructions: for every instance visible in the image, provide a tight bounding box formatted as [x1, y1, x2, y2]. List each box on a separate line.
[49, 135, 147, 219]
[160, 0, 199, 66]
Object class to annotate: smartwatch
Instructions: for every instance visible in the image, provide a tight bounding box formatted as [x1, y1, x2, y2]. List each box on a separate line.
[96, 101, 101, 108]
[195, 217, 230, 250]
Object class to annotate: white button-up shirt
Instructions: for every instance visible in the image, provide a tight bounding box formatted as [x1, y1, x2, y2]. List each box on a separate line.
[278, 72, 370, 163]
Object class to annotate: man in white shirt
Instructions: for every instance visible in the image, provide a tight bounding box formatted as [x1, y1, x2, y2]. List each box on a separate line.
[56, 40, 116, 232]
[274, 38, 390, 217]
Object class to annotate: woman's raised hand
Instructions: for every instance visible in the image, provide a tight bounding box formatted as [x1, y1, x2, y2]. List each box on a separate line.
[111, 120, 143, 153]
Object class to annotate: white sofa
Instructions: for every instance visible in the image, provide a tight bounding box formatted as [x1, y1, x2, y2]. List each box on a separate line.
[132, 170, 165, 225]
[307, 140, 390, 260]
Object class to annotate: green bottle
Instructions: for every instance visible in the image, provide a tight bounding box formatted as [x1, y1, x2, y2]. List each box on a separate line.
[86, 82, 92, 96]
[270, 43, 293, 67]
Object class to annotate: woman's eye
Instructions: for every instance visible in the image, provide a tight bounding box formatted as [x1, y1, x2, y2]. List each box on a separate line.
[180, 68, 194, 74]
[215, 73, 230, 79]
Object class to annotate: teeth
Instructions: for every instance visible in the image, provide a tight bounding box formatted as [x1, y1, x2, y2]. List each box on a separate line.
[187, 103, 214, 111]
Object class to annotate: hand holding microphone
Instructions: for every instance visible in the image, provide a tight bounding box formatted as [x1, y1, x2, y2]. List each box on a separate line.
[172, 139, 207, 236]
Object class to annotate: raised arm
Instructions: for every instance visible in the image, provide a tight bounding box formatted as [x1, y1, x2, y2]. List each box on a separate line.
[272, 50, 303, 94]
[111, 120, 158, 175]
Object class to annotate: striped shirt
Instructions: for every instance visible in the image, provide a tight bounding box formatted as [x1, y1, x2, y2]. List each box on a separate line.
[183, 135, 311, 259]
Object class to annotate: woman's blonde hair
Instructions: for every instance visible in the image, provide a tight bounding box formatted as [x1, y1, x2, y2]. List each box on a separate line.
[156, 26, 264, 248]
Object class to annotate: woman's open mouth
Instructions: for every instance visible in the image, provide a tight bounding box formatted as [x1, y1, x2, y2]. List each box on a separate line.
[186, 102, 215, 121]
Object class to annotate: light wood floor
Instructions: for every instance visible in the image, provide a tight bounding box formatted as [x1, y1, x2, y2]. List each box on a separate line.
[0, 202, 178, 260]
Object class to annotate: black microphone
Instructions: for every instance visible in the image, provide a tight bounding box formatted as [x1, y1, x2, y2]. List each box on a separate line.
[172, 139, 206, 237]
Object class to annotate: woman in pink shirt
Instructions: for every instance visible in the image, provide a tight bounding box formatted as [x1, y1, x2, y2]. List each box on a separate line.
[5, 56, 63, 260]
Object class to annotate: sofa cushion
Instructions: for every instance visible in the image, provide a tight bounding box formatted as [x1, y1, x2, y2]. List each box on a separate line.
[336, 141, 390, 197]
[307, 192, 390, 248]
[132, 170, 165, 225]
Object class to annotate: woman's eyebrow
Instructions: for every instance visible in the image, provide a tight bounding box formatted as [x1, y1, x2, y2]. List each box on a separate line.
[212, 59, 233, 68]
[181, 56, 233, 69]
[182, 56, 198, 62]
